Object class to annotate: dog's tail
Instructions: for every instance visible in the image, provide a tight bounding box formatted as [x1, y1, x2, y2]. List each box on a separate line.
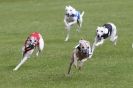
[81, 11, 84, 17]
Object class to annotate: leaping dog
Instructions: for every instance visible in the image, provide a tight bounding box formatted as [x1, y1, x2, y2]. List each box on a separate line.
[67, 39, 93, 75]
[64, 5, 84, 41]
[13, 32, 44, 71]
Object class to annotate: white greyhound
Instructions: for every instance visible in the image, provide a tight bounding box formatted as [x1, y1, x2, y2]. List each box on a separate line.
[64, 5, 84, 41]
[13, 32, 44, 71]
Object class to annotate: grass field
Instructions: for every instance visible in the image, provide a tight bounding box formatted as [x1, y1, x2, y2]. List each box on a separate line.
[0, 0, 133, 88]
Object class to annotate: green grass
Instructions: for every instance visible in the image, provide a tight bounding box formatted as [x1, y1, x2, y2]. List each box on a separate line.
[0, 0, 133, 88]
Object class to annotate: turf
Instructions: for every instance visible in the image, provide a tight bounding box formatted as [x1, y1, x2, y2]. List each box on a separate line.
[0, 0, 133, 88]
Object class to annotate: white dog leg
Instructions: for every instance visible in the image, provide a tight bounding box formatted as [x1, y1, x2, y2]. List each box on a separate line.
[77, 11, 84, 32]
[36, 37, 44, 56]
[114, 36, 118, 45]
[91, 37, 97, 54]
[95, 39, 104, 46]
[65, 29, 70, 41]
[77, 19, 82, 32]
[109, 23, 118, 45]
[13, 56, 28, 71]
[77, 23, 81, 32]
[111, 36, 118, 45]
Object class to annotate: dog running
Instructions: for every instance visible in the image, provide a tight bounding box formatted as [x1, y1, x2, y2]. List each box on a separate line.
[67, 39, 93, 75]
[13, 32, 44, 71]
[64, 5, 84, 41]
[92, 23, 118, 53]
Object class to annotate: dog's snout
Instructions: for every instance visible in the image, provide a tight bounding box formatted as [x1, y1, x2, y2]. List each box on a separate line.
[97, 35, 100, 38]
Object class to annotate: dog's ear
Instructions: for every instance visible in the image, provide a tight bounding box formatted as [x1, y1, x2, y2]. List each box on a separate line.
[77, 46, 81, 51]
[76, 43, 81, 51]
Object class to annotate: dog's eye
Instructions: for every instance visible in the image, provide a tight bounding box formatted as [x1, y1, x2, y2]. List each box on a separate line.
[87, 47, 89, 48]
[70, 10, 72, 11]
[82, 47, 84, 48]
[96, 30, 98, 32]
[101, 31, 103, 32]
[34, 40, 37, 42]
[29, 40, 32, 42]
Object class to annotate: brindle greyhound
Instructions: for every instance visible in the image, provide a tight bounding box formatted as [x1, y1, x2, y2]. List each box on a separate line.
[67, 39, 93, 75]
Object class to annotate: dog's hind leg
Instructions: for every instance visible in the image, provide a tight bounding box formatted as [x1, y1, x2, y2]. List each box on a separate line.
[110, 34, 118, 45]
[77, 11, 84, 32]
[77, 20, 81, 32]
[13, 56, 28, 71]
[110, 23, 118, 45]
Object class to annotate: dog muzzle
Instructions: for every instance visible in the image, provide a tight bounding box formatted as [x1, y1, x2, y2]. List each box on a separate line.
[97, 35, 102, 40]
[81, 48, 90, 57]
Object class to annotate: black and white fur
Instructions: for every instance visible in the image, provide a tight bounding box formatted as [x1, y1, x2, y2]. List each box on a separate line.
[92, 23, 118, 53]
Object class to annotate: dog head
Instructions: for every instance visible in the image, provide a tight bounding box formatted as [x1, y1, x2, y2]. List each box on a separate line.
[26, 36, 38, 48]
[65, 5, 76, 16]
[96, 26, 108, 38]
[78, 40, 90, 55]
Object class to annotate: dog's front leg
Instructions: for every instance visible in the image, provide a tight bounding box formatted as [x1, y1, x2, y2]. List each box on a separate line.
[65, 29, 70, 41]
[78, 58, 87, 70]
[68, 20, 77, 27]
[88, 51, 93, 59]
[13, 56, 28, 71]
[73, 52, 78, 69]
[95, 38, 104, 46]
[92, 37, 98, 54]
[64, 18, 69, 29]
[64, 18, 68, 28]
[64, 19, 71, 41]
[67, 57, 74, 75]
[67, 50, 77, 75]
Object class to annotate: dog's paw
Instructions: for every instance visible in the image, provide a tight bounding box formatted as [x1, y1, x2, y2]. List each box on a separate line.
[65, 74, 72, 77]
[36, 53, 39, 56]
[65, 37, 69, 42]
[95, 43, 99, 46]
[76, 29, 80, 32]
[114, 41, 117, 45]
[13, 68, 17, 71]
